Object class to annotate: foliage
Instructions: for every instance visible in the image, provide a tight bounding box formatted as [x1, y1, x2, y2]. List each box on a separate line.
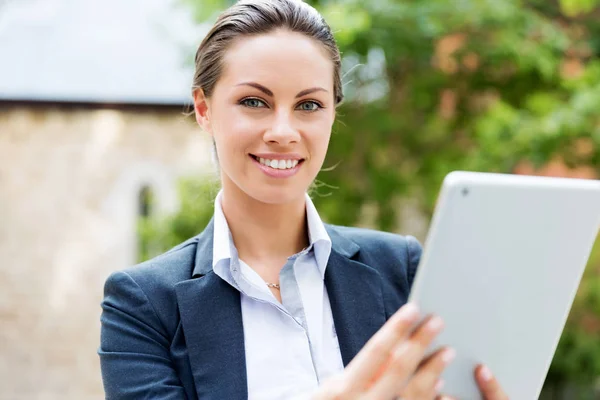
[548, 239, 600, 385]
[142, 0, 600, 388]
[306, 0, 600, 226]
[137, 178, 218, 261]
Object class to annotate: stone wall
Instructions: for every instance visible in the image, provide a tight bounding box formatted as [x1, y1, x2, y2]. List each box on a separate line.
[0, 104, 212, 399]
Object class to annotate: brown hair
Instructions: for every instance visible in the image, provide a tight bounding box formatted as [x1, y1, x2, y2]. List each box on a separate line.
[191, 0, 343, 105]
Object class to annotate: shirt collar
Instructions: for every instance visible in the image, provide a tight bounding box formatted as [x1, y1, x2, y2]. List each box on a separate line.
[212, 190, 332, 276]
[212, 190, 233, 268]
[304, 192, 332, 276]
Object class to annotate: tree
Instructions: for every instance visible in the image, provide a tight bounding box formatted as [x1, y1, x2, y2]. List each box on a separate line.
[306, 0, 600, 229]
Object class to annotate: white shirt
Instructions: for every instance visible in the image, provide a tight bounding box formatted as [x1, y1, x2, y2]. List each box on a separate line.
[212, 191, 345, 399]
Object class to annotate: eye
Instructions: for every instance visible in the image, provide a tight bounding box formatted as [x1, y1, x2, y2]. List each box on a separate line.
[297, 101, 322, 112]
[240, 98, 268, 108]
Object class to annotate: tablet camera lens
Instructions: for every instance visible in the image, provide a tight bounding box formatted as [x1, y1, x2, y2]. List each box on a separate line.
[462, 188, 469, 196]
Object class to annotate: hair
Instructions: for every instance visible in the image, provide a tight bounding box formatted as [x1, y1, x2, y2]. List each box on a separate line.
[191, 0, 343, 105]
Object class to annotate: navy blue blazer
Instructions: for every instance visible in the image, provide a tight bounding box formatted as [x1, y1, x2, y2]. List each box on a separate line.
[99, 219, 422, 399]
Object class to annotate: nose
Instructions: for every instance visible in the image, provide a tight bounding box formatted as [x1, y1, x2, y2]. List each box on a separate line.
[263, 110, 300, 146]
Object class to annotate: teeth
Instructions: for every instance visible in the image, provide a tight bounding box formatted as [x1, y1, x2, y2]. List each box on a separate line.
[257, 157, 301, 170]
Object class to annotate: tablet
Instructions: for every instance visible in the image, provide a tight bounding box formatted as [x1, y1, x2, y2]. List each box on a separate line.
[408, 171, 600, 400]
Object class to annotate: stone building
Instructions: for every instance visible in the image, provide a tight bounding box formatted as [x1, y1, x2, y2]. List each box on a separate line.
[0, 0, 211, 398]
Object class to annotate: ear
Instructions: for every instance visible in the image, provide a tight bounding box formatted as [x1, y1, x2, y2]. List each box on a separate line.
[193, 89, 212, 135]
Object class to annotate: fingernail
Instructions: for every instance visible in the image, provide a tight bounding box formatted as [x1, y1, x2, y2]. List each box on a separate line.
[435, 379, 445, 392]
[427, 316, 444, 332]
[480, 365, 493, 382]
[442, 348, 456, 364]
[399, 302, 419, 320]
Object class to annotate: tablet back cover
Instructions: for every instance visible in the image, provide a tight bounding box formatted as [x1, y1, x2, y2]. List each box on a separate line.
[409, 172, 600, 399]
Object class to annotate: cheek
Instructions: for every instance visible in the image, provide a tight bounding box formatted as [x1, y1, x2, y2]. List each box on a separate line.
[306, 118, 333, 158]
[212, 108, 256, 149]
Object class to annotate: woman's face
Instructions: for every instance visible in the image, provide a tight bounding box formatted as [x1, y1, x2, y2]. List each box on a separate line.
[194, 29, 336, 205]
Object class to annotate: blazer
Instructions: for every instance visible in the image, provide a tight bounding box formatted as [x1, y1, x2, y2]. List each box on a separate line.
[99, 219, 422, 400]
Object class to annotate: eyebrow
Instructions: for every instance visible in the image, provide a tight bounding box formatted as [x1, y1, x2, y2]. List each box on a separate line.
[235, 82, 329, 98]
[295, 87, 328, 98]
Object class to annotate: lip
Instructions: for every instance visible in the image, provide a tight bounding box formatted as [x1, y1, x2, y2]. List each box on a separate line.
[250, 152, 304, 161]
[249, 155, 303, 178]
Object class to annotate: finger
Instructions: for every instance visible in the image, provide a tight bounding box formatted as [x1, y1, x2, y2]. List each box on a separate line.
[343, 303, 421, 391]
[365, 314, 445, 399]
[400, 347, 456, 399]
[435, 396, 457, 400]
[475, 364, 509, 400]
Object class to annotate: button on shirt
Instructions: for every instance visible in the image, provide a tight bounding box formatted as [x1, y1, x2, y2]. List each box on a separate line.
[212, 191, 345, 399]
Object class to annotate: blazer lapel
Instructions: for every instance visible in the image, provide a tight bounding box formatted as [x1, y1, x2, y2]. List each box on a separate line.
[325, 226, 387, 366]
[175, 220, 247, 399]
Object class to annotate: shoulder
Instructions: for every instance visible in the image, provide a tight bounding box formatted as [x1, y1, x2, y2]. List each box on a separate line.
[326, 224, 422, 287]
[327, 224, 422, 261]
[101, 235, 201, 337]
[119, 235, 200, 287]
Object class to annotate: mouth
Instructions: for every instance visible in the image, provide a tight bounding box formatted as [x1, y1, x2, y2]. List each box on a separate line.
[249, 154, 305, 170]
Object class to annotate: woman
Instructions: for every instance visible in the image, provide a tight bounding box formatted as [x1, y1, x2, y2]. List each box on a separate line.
[99, 0, 508, 399]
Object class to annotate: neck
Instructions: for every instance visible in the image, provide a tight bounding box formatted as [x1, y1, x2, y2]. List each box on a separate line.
[220, 184, 309, 263]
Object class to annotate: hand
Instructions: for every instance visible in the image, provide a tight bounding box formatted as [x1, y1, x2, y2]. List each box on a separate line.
[313, 303, 453, 400]
[437, 365, 509, 400]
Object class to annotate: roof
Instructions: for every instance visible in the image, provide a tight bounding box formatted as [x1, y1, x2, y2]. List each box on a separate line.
[0, 0, 208, 105]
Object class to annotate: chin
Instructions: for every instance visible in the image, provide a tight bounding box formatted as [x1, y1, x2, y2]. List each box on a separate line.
[244, 183, 308, 205]
[222, 166, 316, 205]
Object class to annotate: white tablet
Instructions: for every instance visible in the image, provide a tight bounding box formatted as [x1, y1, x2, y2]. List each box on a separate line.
[408, 171, 600, 400]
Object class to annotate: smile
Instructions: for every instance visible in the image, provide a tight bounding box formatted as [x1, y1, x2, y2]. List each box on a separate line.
[249, 154, 305, 178]
[258, 157, 298, 170]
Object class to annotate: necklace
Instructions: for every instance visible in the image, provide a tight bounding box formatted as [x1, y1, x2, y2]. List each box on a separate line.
[264, 245, 311, 291]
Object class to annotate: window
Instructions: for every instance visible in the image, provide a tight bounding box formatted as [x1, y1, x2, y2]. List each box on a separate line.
[138, 185, 153, 218]
[137, 185, 154, 262]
